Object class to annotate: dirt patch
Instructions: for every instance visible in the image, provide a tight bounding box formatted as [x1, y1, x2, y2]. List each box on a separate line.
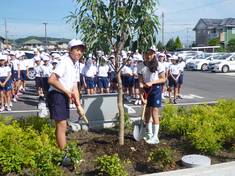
[66, 128, 235, 176]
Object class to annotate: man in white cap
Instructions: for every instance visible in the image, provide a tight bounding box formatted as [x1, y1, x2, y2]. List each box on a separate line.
[48, 39, 86, 150]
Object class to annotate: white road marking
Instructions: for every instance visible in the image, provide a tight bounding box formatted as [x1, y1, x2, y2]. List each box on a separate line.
[215, 73, 235, 77]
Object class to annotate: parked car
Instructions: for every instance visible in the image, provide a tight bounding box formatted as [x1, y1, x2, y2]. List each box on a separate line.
[186, 53, 222, 71]
[208, 53, 235, 73]
[24, 51, 36, 80]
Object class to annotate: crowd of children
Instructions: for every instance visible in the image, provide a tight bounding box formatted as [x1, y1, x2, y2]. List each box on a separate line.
[0, 47, 185, 112]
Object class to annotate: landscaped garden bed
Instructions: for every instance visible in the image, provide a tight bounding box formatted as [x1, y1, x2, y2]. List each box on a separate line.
[0, 99, 234, 175]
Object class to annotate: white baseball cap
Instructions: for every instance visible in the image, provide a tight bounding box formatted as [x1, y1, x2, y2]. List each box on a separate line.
[9, 51, 16, 56]
[68, 39, 86, 49]
[34, 56, 41, 61]
[41, 54, 50, 61]
[52, 60, 58, 64]
[52, 53, 60, 59]
[149, 45, 158, 53]
[0, 54, 8, 61]
[158, 53, 166, 58]
[16, 51, 25, 59]
[170, 55, 178, 60]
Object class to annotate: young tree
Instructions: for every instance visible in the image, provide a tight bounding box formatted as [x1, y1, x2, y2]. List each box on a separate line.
[227, 39, 235, 52]
[208, 37, 220, 46]
[174, 36, 182, 49]
[165, 38, 175, 51]
[67, 0, 160, 145]
[157, 41, 165, 51]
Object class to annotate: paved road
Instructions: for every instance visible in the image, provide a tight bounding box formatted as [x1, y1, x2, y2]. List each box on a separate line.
[0, 71, 234, 118]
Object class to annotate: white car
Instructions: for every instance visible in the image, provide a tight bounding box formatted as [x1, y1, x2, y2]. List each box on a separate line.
[208, 53, 235, 73]
[187, 53, 222, 71]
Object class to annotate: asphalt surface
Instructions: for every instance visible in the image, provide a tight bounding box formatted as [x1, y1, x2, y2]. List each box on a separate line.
[0, 71, 235, 119]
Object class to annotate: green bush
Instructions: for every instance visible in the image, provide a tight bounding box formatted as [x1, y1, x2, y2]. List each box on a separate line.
[65, 141, 83, 173]
[96, 154, 128, 176]
[161, 99, 235, 154]
[148, 147, 176, 171]
[0, 117, 83, 175]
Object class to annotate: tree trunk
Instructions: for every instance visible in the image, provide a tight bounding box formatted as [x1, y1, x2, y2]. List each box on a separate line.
[117, 71, 125, 145]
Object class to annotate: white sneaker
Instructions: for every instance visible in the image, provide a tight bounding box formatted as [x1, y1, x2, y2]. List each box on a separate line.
[9, 102, 13, 107]
[134, 99, 139, 105]
[138, 100, 142, 105]
[143, 133, 153, 142]
[0, 107, 4, 112]
[69, 104, 74, 109]
[146, 137, 159, 144]
[13, 97, 17, 102]
[6, 106, 11, 111]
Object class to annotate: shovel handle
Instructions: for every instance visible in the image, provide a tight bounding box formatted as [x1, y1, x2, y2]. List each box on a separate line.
[71, 96, 89, 124]
[141, 103, 147, 121]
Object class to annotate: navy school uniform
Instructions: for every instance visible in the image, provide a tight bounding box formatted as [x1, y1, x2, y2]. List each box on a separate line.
[97, 65, 110, 89]
[82, 64, 97, 89]
[140, 64, 165, 108]
[121, 65, 134, 88]
[168, 64, 180, 88]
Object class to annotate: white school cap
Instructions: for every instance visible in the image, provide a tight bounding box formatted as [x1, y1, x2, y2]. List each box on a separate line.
[34, 56, 41, 61]
[41, 54, 50, 61]
[158, 53, 166, 57]
[68, 39, 86, 49]
[0, 54, 8, 61]
[149, 45, 158, 53]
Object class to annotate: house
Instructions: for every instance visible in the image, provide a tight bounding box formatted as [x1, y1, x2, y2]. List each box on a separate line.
[193, 18, 235, 47]
[22, 39, 43, 49]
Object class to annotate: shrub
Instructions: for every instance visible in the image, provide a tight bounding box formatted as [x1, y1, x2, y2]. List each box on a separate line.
[0, 117, 84, 175]
[65, 141, 83, 173]
[96, 154, 128, 176]
[161, 99, 235, 154]
[148, 146, 176, 171]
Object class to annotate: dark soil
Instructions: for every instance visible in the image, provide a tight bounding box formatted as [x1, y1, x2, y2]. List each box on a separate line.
[66, 128, 235, 176]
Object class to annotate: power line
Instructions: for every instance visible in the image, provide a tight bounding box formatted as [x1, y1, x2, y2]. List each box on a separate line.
[166, 0, 233, 14]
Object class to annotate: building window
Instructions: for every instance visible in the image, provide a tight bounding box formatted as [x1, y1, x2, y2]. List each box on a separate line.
[232, 28, 235, 34]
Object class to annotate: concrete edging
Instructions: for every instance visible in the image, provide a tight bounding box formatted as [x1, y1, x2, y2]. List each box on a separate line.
[142, 161, 235, 176]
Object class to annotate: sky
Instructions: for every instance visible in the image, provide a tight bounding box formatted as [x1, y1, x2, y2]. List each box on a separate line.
[0, 0, 235, 46]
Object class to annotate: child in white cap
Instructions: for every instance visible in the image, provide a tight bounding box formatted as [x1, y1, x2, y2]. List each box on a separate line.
[0, 54, 12, 111]
[168, 55, 180, 104]
[139, 46, 166, 144]
[48, 39, 86, 150]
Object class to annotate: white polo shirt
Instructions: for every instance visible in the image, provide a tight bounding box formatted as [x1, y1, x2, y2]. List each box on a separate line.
[140, 64, 165, 83]
[34, 65, 43, 77]
[49, 56, 77, 92]
[0, 66, 11, 77]
[121, 65, 133, 75]
[169, 64, 180, 75]
[19, 59, 28, 71]
[82, 65, 97, 78]
[178, 61, 186, 72]
[11, 59, 20, 71]
[41, 64, 52, 78]
[97, 65, 109, 77]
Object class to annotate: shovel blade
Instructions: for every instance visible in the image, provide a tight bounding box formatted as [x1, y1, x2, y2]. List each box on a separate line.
[133, 124, 140, 141]
[133, 120, 145, 141]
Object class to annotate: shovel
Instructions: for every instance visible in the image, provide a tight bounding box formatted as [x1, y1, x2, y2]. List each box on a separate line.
[71, 95, 89, 124]
[133, 103, 147, 141]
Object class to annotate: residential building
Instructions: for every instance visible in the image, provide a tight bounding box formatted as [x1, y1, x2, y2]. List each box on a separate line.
[193, 18, 235, 47]
[23, 39, 43, 49]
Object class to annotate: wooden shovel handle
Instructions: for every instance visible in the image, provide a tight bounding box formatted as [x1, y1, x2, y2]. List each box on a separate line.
[141, 103, 147, 121]
[71, 96, 89, 124]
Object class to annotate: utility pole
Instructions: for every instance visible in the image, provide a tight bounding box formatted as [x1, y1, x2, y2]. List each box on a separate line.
[162, 12, 164, 46]
[5, 18, 8, 49]
[186, 27, 189, 48]
[43, 22, 48, 51]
